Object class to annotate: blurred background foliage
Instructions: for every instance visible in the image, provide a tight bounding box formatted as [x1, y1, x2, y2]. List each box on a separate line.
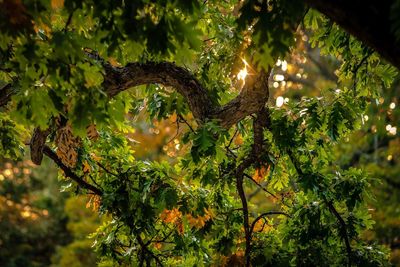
[0, 15, 399, 267]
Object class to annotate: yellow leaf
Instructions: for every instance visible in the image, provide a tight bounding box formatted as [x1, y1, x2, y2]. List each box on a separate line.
[169, 113, 177, 122]
[253, 219, 272, 233]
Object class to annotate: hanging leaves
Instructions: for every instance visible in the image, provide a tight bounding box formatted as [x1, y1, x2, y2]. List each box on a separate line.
[55, 123, 80, 168]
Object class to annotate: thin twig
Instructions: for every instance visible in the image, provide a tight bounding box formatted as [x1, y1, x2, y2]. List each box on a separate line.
[227, 127, 239, 148]
[63, 9, 76, 33]
[236, 159, 252, 267]
[244, 173, 278, 200]
[166, 118, 180, 144]
[88, 174, 102, 189]
[97, 161, 119, 177]
[136, 234, 164, 267]
[250, 211, 291, 236]
[326, 200, 352, 267]
[43, 146, 103, 195]
[178, 114, 195, 133]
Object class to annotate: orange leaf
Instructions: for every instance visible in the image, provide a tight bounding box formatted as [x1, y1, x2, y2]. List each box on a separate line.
[86, 195, 101, 211]
[83, 160, 91, 174]
[51, 0, 64, 9]
[160, 208, 182, 224]
[234, 134, 243, 146]
[108, 57, 121, 67]
[154, 242, 162, 250]
[186, 208, 214, 229]
[252, 165, 270, 183]
[177, 219, 184, 235]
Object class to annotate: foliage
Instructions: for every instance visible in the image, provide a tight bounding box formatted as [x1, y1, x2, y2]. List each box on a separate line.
[0, 0, 399, 266]
[51, 195, 102, 267]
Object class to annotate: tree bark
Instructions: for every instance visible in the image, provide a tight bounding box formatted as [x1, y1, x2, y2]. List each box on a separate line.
[101, 58, 271, 129]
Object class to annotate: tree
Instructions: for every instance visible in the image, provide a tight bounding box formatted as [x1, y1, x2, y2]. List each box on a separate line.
[0, 0, 399, 266]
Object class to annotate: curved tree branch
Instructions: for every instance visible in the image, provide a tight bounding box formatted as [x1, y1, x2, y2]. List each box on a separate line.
[102, 59, 271, 129]
[30, 53, 271, 170]
[102, 61, 215, 123]
[82, 48, 269, 129]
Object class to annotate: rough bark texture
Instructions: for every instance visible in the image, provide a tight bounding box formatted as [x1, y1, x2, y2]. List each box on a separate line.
[304, 0, 400, 70]
[102, 59, 271, 129]
[103, 61, 215, 122]
[212, 70, 270, 128]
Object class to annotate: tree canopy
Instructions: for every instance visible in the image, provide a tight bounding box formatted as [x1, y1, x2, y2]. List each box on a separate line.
[1, 0, 400, 266]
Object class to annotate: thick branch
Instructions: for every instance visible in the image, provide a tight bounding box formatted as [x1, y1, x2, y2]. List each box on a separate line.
[212, 70, 270, 128]
[235, 107, 271, 267]
[102, 61, 214, 123]
[95, 48, 271, 128]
